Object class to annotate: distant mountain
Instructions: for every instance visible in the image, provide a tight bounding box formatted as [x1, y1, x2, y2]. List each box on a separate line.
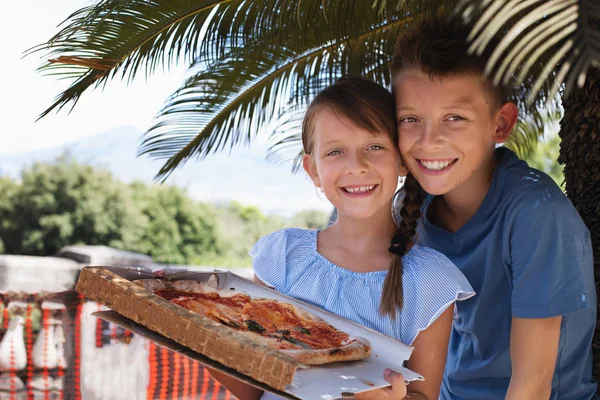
[0, 127, 333, 215]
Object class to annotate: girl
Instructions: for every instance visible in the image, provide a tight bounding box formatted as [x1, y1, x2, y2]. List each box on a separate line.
[211, 77, 474, 400]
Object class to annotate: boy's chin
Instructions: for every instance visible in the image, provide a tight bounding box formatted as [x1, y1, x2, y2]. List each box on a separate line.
[417, 181, 454, 196]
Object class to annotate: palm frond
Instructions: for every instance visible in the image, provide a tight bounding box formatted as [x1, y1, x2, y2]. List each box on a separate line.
[140, 12, 416, 180]
[456, 0, 600, 103]
[29, 0, 225, 118]
[32, 0, 417, 120]
[506, 96, 563, 158]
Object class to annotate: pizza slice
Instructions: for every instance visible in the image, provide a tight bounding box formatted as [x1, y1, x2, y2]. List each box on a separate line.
[133, 277, 371, 365]
[241, 299, 371, 364]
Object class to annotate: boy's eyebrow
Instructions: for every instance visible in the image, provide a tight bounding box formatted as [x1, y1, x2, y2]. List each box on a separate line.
[396, 97, 479, 113]
[443, 96, 478, 111]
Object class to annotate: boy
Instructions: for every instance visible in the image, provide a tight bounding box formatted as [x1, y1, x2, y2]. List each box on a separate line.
[391, 18, 598, 399]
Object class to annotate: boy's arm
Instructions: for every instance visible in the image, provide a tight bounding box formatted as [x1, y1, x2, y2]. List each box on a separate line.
[505, 316, 562, 400]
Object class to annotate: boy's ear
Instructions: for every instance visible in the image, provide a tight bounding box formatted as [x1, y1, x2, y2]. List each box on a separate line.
[493, 102, 519, 144]
[302, 153, 321, 188]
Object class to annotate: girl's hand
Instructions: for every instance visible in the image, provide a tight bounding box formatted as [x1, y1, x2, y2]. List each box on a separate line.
[355, 369, 407, 400]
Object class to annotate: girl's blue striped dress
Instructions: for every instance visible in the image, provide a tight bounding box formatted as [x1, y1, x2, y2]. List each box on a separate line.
[251, 228, 474, 400]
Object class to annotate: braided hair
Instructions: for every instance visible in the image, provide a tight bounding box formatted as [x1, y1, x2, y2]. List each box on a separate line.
[379, 173, 425, 317]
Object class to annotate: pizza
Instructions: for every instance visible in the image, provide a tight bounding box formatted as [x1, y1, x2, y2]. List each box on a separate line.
[133, 276, 371, 365]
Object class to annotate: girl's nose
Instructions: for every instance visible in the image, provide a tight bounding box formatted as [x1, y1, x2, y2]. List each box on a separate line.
[346, 151, 368, 175]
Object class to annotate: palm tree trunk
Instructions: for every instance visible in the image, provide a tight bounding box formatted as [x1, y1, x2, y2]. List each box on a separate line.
[558, 67, 600, 386]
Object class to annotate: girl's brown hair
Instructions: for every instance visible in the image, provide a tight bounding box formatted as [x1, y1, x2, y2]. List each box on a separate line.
[301, 76, 425, 317]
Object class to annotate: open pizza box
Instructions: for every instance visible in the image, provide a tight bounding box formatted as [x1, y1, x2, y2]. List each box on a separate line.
[76, 266, 424, 399]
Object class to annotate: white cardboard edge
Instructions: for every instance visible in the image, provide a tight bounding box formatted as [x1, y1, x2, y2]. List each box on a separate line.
[91, 266, 424, 399]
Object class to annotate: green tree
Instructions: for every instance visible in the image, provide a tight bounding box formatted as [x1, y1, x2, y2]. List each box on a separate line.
[0, 156, 146, 256]
[291, 210, 329, 230]
[0, 157, 222, 265]
[129, 182, 221, 264]
[0, 177, 19, 254]
[32, 0, 600, 381]
[522, 133, 564, 188]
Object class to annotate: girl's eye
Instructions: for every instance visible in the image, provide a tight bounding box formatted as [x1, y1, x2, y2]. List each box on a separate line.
[448, 115, 466, 121]
[326, 149, 342, 156]
[399, 117, 418, 124]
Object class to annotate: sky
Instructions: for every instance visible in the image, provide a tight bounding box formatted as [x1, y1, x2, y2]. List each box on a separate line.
[0, 0, 334, 214]
[0, 0, 189, 154]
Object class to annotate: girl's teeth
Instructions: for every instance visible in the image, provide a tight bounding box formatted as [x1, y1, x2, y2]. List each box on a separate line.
[345, 185, 375, 193]
[420, 160, 453, 170]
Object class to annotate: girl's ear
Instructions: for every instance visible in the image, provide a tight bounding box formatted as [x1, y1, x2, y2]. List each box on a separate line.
[302, 153, 321, 188]
[399, 158, 409, 177]
[493, 102, 519, 143]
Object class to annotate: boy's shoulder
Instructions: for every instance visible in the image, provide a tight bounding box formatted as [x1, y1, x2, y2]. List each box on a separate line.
[493, 147, 570, 211]
[492, 148, 589, 237]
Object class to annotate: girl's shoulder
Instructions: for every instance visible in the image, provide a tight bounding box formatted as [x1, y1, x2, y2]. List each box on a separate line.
[399, 245, 475, 344]
[250, 228, 318, 292]
[251, 228, 317, 257]
[402, 245, 472, 292]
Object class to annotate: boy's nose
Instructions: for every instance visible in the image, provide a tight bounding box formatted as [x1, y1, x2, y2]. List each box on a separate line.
[418, 123, 443, 150]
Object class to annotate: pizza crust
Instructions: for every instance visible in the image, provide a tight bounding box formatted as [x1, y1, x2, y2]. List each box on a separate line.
[281, 336, 372, 365]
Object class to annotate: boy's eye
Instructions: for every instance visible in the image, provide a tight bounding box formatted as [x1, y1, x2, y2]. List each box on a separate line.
[448, 115, 466, 121]
[326, 149, 342, 156]
[368, 144, 384, 151]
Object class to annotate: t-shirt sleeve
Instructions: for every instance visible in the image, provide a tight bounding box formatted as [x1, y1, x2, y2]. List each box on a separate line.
[401, 249, 475, 345]
[508, 189, 592, 318]
[249, 229, 289, 292]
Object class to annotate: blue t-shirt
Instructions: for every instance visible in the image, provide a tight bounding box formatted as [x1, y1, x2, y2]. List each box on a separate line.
[418, 147, 597, 400]
[250, 228, 475, 400]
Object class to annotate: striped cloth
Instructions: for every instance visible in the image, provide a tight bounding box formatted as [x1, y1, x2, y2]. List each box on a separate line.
[251, 228, 474, 400]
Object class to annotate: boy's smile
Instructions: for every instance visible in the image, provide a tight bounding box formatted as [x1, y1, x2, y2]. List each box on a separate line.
[416, 158, 458, 175]
[393, 69, 516, 205]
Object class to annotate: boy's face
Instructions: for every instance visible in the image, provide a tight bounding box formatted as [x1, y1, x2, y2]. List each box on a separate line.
[393, 69, 517, 197]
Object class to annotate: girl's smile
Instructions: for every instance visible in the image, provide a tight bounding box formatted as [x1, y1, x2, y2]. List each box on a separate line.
[340, 184, 378, 197]
[302, 108, 403, 221]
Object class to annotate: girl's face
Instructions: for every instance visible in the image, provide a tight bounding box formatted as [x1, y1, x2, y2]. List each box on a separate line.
[302, 107, 406, 221]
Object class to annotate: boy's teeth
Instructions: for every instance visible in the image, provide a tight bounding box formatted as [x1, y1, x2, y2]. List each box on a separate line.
[345, 185, 375, 193]
[420, 160, 453, 170]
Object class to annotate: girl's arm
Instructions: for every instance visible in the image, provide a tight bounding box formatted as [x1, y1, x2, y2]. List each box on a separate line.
[505, 316, 561, 400]
[205, 368, 263, 400]
[356, 304, 454, 400]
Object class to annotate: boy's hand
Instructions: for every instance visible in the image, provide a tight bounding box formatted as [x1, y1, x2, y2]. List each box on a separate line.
[355, 369, 407, 400]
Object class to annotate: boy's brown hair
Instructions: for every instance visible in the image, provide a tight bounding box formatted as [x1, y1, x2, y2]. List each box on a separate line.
[302, 76, 424, 317]
[391, 17, 510, 110]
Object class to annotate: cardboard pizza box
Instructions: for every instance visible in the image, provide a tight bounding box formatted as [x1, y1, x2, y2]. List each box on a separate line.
[76, 266, 424, 399]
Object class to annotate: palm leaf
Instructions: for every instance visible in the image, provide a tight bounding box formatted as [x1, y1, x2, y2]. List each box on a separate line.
[30, 0, 419, 120]
[140, 11, 420, 180]
[29, 0, 226, 118]
[456, 0, 600, 103]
